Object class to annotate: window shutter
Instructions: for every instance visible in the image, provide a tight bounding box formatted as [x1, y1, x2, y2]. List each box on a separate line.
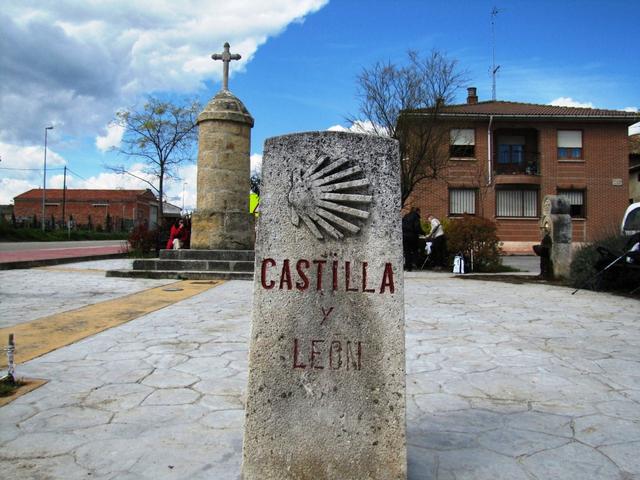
[450, 189, 476, 214]
[558, 190, 584, 205]
[451, 129, 475, 145]
[557, 131, 582, 148]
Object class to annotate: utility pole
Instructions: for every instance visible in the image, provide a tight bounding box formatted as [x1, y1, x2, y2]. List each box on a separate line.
[42, 126, 54, 231]
[491, 6, 501, 101]
[62, 166, 67, 227]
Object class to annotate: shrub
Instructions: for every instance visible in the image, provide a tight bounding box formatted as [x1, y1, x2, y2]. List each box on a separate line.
[127, 224, 157, 256]
[570, 234, 640, 291]
[445, 214, 503, 272]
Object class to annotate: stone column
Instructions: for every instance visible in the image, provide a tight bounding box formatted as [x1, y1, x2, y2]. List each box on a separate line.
[540, 195, 573, 279]
[190, 90, 255, 250]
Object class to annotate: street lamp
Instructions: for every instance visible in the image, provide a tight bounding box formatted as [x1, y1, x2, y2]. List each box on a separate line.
[42, 126, 54, 231]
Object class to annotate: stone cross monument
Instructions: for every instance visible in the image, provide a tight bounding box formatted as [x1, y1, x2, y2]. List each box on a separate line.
[190, 43, 255, 250]
[211, 42, 241, 91]
[242, 131, 407, 479]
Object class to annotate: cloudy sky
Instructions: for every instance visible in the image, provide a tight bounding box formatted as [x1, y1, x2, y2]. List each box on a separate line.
[1, 0, 638, 210]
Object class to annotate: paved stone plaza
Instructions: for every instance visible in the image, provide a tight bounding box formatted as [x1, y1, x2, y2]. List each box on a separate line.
[0, 259, 639, 479]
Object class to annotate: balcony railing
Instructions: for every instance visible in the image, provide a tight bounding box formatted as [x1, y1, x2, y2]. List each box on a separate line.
[494, 151, 540, 176]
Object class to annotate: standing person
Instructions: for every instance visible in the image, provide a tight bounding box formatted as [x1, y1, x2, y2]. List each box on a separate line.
[402, 207, 425, 271]
[427, 214, 447, 269]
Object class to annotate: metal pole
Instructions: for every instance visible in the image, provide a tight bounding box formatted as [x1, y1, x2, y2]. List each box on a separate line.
[62, 165, 67, 227]
[182, 182, 187, 212]
[7, 333, 15, 382]
[42, 126, 54, 231]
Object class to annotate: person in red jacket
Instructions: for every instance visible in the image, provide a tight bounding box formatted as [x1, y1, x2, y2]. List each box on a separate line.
[166, 218, 188, 250]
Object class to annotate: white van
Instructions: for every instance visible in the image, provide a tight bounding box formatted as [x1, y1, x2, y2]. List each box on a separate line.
[621, 202, 640, 236]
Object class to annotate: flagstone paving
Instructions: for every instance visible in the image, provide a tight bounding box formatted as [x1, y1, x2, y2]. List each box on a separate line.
[0, 264, 638, 479]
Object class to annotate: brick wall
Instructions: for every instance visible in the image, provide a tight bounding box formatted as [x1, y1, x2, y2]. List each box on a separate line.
[13, 190, 156, 230]
[406, 119, 631, 244]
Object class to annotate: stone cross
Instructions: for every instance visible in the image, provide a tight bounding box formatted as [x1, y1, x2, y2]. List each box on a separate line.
[211, 42, 241, 91]
[242, 132, 407, 479]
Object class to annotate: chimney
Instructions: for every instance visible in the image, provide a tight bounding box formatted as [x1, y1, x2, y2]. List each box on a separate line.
[467, 87, 478, 104]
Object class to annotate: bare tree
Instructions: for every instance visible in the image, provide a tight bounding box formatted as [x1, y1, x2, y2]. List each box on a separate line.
[350, 50, 467, 205]
[109, 96, 200, 221]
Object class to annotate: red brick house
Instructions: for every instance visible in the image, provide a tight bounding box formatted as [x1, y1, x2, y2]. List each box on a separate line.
[13, 189, 159, 231]
[403, 88, 640, 251]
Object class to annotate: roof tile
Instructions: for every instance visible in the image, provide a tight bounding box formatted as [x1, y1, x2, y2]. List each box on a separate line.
[405, 101, 640, 119]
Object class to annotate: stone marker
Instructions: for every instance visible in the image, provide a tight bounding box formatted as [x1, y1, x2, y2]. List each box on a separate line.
[242, 131, 407, 479]
[540, 195, 573, 279]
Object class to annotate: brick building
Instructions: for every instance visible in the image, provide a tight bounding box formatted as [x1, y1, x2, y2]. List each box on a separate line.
[403, 88, 640, 251]
[13, 189, 159, 231]
[630, 134, 640, 204]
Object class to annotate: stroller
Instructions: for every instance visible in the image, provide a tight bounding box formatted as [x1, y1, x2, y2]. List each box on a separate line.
[572, 233, 640, 294]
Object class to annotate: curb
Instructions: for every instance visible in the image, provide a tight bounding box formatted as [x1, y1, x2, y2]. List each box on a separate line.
[0, 253, 128, 270]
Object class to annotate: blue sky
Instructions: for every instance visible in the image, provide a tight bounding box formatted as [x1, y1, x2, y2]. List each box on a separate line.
[1, 0, 639, 210]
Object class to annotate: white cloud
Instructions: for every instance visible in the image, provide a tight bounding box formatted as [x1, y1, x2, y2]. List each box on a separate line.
[0, 1, 328, 145]
[250, 153, 263, 173]
[327, 120, 388, 136]
[548, 97, 595, 109]
[163, 164, 197, 212]
[0, 1, 328, 206]
[96, 122, 125, 152]
[0, 142, 67, 203]
[0, 177, 40, 205]
[624, 107, 639, 113]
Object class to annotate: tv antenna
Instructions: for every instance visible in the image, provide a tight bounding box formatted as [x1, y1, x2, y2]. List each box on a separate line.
[491, 6, 501, 101]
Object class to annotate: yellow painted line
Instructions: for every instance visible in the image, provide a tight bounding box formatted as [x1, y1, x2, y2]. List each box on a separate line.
[0, 280, 223, 368]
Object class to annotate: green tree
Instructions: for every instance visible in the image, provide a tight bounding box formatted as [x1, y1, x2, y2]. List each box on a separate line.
[111, 97, 200, 221]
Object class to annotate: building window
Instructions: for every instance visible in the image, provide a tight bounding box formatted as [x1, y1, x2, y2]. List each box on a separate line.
[449, 188, 476, 215]
[497, 135, 525, 166]
[557, 130, 583, 160]
[450, 128, 475, 158]
[496, 187, 538, 217]
[558, 189, 585, 218]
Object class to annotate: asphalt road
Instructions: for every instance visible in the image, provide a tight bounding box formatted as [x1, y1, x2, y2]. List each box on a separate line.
[0, 240, 126, 251]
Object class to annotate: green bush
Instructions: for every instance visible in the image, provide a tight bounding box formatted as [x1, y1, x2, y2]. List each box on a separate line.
[570, 235, 640, 291]
[127, 224, 158, 256]
[445, 214, 503, 272]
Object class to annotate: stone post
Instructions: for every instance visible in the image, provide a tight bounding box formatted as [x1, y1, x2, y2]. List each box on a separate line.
[190, 90, 255, 250]
[243, 132, 406, 479]
[540, 195, 573, 279]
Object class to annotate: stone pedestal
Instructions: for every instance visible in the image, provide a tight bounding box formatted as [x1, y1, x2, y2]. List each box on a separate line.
[191, 90, 255, 250]
[540, 195, 573, 279]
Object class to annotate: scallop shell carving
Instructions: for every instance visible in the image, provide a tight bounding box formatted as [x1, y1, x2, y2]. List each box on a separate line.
[287, 155, 372, 240]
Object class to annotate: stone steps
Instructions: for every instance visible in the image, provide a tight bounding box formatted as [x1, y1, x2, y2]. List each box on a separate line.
[132, 259, 254, 272]
[105, 249, 256, 281]
[159, 249, 255, 261]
